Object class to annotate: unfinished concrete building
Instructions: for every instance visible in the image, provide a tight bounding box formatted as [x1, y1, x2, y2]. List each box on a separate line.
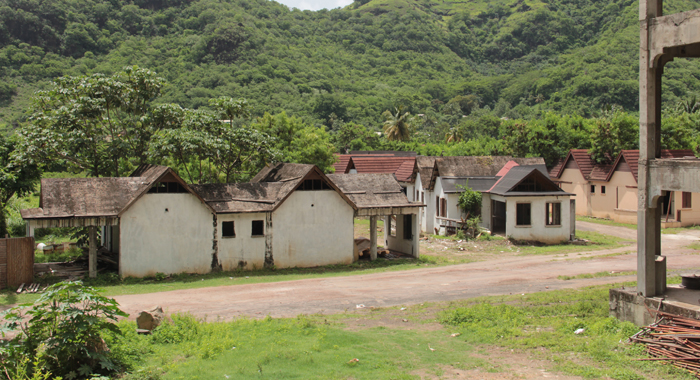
[611, 0, 700, 325]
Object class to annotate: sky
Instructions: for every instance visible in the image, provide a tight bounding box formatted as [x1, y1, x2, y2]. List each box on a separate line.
[274, 0, 354, 11]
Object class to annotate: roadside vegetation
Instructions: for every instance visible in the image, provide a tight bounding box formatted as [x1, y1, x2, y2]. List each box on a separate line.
[4, 281, 692, 379]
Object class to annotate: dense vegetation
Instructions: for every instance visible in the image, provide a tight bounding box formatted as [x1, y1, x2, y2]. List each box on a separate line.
[2, 0, 700, 132]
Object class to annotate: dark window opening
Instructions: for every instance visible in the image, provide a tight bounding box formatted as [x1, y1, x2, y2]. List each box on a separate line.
[148, 181, 187, 193]
[421, 192, 424, 204]
[590, 185, 596, 194]
[435, 196, 440, 215]
[298, 179, 332, 190]
[401, 187, 407, 195]
[440, 198, 447, 218]
[222, 221, 235, 238]
[601, 186, 606, 194]
[516, 203, 531, 226]
[252, 220, 264, 236]
[683, 192, 692, 208]
[403, 214, 413, 240]
[545, 203, 561, 226]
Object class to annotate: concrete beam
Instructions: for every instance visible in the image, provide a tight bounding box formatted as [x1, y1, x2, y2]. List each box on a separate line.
[89, 225, 97, 278]
[356, 206, 421, 217]
[649, 159, 700, 198]
[649, 10, 700, 66]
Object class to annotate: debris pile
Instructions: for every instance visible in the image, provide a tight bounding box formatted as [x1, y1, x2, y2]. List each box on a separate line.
[16, 283, 47, 294]
[631, 310, 700, 376]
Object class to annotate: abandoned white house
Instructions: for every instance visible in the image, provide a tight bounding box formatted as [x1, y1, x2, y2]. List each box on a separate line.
[22, 163, 421, 277]
[21, 165, 217, 278]
[481, 164, 575, 244]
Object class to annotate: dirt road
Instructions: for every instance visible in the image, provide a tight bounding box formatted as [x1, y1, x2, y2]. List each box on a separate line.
[114, 221, 700, 320]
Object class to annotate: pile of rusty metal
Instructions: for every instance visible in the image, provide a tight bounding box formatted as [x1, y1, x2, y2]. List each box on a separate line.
[630, 310, 700, 376]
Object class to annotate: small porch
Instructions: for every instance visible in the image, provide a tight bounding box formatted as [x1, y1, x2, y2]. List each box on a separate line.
[358, 206, 422, 260]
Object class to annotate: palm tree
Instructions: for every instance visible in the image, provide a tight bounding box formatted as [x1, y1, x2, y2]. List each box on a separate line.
[678, 95, 700, 114]
[445, 128, 461, 143]
[382, 106, 411, 141]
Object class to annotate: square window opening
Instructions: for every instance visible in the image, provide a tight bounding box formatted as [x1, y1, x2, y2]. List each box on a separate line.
[516, 203, 531, 226]
[251, 220, 264, 236]
[601, 186, 606, 194]
[590, 185, 596, 194]
[222, 221, 235, 238]
[546, 203, 561, 226]
[683, 192, 692, 208]
[403, 214, 413, 240]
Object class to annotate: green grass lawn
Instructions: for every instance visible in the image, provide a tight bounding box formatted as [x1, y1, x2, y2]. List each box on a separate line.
[576, 215, 636, 230]
[107, 282, 692, 380]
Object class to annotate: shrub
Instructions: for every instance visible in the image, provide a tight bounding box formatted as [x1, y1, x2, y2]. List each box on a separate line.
[1, 281, 128, 379]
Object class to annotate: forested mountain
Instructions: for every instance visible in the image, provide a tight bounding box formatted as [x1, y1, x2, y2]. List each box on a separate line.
[1, 0, 700, 134]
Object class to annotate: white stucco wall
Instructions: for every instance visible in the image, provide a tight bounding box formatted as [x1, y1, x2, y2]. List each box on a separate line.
[384, 213, 419, 257]
[217, 212, 269, 270]
[415, 172, 434, 233]
[499, 195, 572, 244]
[120, 193, 214, 277]
[481, 193, 492, 230]
[433, 177, 464, 235]
[272, 190, 355, 268]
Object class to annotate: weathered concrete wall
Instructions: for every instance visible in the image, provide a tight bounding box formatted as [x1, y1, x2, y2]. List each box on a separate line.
[499, 195, 572, 244]
[610, 287, 700, 326]
[217, 212, 268, 270]
[272, 190, 354, 268]
[120, 193, 213, 277]
[481, 193, 492, 230]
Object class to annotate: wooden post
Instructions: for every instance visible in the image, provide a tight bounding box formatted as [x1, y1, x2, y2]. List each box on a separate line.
[369, 216, 377, 261]
[89, 225, 97, 278]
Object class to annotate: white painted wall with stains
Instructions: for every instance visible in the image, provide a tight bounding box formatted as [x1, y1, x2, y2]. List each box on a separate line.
[272, 190, 354, 268]
[217, 212, 269, 270]
[488, 194, 572, 244]
[119, 193, 214, 277]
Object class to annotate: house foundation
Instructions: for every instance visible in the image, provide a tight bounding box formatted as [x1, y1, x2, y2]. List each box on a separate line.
[610, 286, 700, 326]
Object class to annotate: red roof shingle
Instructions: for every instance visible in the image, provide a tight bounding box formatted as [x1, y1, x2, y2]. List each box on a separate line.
[347, 156, 416, 182]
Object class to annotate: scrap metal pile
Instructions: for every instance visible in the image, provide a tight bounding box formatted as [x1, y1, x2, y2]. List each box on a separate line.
[631, 310, 700, 377]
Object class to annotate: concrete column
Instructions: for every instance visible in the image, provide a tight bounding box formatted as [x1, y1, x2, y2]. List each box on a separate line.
[369, 216, 377, 261]
[89, 225, 97, 278]
[638, 0, 663, 297]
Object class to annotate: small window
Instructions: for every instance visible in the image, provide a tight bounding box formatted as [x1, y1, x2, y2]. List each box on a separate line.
[546, 203, 561, 226]
[516, 203, 531, 226]
[601, 186, 606, 195]
[403, 214, 413, 240]
[389, 216, 396, 237]
[421, 192, 424, 204]
[222, 221, 235, 238]
[590, 185, 596, 194]
[440, 198, 447, 218]
[251, 220, 264, 236]
[416, 190, 419, 202]
[683, 192, 692, 208]
[436, 196, 440, 215]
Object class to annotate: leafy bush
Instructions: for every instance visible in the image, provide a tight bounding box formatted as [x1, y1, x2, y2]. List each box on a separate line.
[457, 183, 481, 218]
[0, 281, 128, 379]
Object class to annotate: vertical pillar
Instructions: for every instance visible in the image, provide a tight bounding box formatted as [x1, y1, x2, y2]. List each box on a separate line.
[369, 216, 377, 261]
[89, 225, 97, 278]
[412, 214, 420, 258]
[638, 0, 663, 297]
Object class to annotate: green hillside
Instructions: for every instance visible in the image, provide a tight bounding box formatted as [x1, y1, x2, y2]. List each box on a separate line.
[1, 0, 700, 132]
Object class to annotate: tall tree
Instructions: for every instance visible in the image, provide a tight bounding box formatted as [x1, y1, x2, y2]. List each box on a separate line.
[0, 134, 41, 236]
[18, 66, 168, 177]
[382, 106, 412, 142]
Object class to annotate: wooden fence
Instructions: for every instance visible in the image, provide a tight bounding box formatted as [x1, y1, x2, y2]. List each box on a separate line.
[0, 237, 35, 289]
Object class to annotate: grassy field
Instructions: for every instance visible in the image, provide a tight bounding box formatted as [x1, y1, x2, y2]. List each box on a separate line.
[577, 215, 700, 235]
[106, 282, 693, 380]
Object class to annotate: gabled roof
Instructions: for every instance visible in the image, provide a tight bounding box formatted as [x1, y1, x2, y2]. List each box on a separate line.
[326, 173, 422, 209]
[333, 154, 353, 174]
[609, 149, 695, 183]
[21, 165, 209, 220]
[429, 156, 546, 190]
[441, 178, 498, 193]
[195, 163, 355, 213]
[487, 166, 571, 197]
[346, 156, 416, 182]
[415, 156, 437, 190]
